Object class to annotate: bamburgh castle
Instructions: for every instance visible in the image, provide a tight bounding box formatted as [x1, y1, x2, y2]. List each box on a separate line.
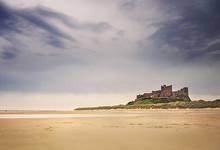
[137, 85, 190, 101]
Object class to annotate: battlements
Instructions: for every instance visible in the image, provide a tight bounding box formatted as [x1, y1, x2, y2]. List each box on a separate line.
[137, 85, 190, 101]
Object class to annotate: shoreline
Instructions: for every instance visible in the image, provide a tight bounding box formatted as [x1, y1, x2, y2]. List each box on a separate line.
[1, 107, 220, 115]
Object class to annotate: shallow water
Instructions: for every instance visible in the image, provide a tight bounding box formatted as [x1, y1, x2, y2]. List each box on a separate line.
[0, 109, 220, 119]
[0, 113, 143, 119]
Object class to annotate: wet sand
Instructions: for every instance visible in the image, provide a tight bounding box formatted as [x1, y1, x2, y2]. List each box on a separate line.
[0, 109, 220, 150]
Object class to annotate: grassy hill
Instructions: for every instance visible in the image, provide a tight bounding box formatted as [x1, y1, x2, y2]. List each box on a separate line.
[127, 97, 191, 105]
[75, 99, 220, 110]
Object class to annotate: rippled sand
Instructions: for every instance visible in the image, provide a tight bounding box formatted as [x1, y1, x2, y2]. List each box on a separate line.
[0, 109, 220, 150]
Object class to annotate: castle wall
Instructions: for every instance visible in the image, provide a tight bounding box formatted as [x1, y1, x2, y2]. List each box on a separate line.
[172, 87, 188, 97]
[143, 93, 152, 98]
[152, 90, 161, 98]
[179, 87, 188, 96]
[136, 85, 189, 100]
[160, 85, 172, 97]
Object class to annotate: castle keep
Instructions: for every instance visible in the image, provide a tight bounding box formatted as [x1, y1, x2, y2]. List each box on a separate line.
[137, 85, 190, 101]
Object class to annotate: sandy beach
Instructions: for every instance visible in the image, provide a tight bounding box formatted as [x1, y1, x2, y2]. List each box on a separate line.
[0, 109, 220, 150]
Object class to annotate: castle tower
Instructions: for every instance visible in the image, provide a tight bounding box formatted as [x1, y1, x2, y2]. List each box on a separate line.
[182, 87, 189, 96]
[160, 85, 172, 97]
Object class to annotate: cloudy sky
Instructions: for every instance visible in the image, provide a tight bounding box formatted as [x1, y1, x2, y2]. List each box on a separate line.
[0, 0, 220, 110]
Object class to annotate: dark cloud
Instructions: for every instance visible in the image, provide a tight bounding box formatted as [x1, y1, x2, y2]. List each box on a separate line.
[0, 1, 75, 49]
[0, 1, 114, 69]
[0, 2, 21, 35]
[140, 0, 220, 64]
[0, 1, 116, 50]
[19, 10, 73, 44]
[1, 50, 16, 60]
[31, 6, 115, 33]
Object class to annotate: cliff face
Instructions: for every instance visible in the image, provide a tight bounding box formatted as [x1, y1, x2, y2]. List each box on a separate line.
[136, 85, 191, 103]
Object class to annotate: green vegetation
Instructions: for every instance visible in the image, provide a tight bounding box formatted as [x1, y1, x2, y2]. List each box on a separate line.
[127, 97, 191, 105]
[75, 99, 220, 110]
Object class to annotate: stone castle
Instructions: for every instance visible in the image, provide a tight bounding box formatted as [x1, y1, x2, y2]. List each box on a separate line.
[137, 85, 190, 101]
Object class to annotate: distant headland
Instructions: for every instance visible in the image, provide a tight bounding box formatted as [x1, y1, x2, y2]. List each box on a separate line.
[75, 85, 220, 110]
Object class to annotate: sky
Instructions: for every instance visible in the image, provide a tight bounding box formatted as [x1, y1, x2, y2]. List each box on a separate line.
[0, 0, 220, 110]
